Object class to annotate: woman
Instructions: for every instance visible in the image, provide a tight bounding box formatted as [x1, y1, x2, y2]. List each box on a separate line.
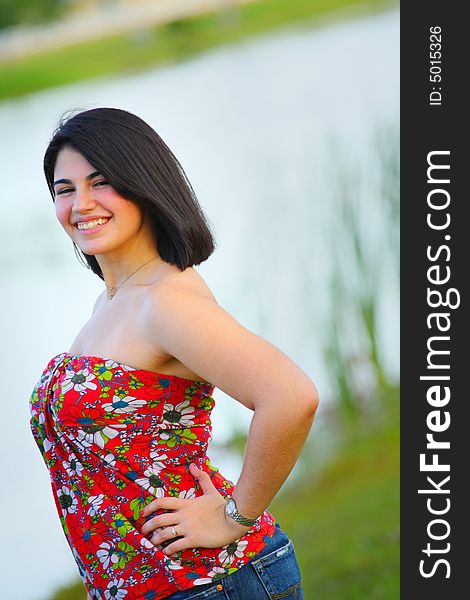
[30, 108, 318, 600]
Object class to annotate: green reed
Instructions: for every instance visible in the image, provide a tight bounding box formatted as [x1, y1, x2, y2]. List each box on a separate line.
[322, 125, 399, 420]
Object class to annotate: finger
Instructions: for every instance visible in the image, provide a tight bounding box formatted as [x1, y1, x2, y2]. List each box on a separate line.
[142, 499, 160, 515]
[189, 464, 217, 496]
[141, 496, 183, 516]
[163, 536, 189, 556]
[152, 525, 183, 544]
[141, 513, 179, 536]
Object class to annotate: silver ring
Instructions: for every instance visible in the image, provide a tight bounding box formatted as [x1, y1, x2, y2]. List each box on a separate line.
[171, 526, 177, 537]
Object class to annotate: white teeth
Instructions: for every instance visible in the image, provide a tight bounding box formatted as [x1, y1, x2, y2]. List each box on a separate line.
[77, 218, 109, 230]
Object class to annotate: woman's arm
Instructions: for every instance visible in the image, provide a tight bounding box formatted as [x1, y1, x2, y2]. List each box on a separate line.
[140, 281, 319, 552]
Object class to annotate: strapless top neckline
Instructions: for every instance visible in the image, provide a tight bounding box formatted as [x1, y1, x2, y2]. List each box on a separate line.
[54, 351, 213, 387]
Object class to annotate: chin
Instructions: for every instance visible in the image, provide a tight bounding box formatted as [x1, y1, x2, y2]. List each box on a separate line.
[74, 242, 106, 256]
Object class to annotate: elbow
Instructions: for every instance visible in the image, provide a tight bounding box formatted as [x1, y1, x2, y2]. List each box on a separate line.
[299, 383, 320, 422]
[254, 381, 319, 421]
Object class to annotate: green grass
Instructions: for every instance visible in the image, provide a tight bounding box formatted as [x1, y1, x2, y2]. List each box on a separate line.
[48, 397, 399, 600]
[271, 400, 400, 599]
[48, 580, 86, 600]
[0, 0, 397, 101]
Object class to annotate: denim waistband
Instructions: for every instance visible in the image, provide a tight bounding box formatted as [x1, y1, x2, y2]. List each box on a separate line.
[253, 521, 290, 561]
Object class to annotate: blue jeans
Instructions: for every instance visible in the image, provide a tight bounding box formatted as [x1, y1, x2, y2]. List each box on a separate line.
[166, 523, 303, 599]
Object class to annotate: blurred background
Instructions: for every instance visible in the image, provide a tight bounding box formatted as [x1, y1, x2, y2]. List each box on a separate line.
[0, 0, 399, 598]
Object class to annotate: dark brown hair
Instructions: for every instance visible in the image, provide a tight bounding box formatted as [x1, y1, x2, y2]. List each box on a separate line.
[43, 107, 216, 279]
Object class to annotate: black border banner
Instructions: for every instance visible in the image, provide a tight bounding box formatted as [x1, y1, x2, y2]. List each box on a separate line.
[401, 2, 467, 597]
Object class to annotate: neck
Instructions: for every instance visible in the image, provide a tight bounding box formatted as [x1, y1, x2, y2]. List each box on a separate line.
[94, 238, 163, 292]
[99, 254, 162, 289]
[89, 218, 169, 298]
[109, 256, 162, 299]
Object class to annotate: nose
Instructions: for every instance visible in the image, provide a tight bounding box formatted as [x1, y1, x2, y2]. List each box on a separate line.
[73, 185, 97, 213]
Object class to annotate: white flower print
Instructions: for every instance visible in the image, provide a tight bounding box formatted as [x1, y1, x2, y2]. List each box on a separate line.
[193, 566, 226, 585]
[102, 395, 147, 414]
[162, 399, 195, 427]
[107, 360, 135, 373]
[63, 453, 84, 477]
[164, 557, 183, 571]
[218, 539, 249, 566]
[179, 488, 196, 500]
[106, 360, 128, 371]
[105, 577, 127, 599]
[62, 367, 97, 393]
[149, 452, 168, 474]
[38, 412, 54, 452]
[135, 467, 166, 497]
[97, 542, 119, 570]
[57, 485, 78, 516]
[71, 546, 88, 582]
[87, 494, 104, 516]
[104, 453, 117, 467]
[152, 459, 168, 473]
[149, 447, 168, 464]
[77, 423, 124, 450]
[140, 537, 155, 550]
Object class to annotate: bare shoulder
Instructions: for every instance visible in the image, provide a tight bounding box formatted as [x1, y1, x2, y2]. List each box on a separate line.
[147, 266, 218, 311]
[140, 266, 220, 343]
[179, 267, 217, 300]
[141, 266, 317, 410]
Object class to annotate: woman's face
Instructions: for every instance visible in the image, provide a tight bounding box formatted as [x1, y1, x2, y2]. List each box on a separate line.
[53, 147, 150, 258]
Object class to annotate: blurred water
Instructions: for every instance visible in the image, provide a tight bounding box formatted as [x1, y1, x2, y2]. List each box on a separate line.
[0, 8, 398, 599]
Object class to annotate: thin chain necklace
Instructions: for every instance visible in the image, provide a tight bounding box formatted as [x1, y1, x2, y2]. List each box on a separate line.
[106, 256, 159, 300]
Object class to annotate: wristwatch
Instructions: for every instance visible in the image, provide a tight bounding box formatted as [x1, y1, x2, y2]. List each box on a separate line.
[225, 497, 259, 527]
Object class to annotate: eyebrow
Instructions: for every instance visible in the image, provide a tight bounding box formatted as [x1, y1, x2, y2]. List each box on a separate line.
[53, 170, 101, 187]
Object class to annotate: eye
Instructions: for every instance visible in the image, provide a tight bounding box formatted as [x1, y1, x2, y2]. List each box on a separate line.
[93, 180, 109, 187]
[55, 187, 74, 196]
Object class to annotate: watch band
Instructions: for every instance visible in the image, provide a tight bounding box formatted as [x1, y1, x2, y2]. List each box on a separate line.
[225, 497, 259, 527]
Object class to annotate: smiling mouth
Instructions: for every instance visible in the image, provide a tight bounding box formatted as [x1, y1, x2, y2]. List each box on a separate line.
[76, 217, 110, 230]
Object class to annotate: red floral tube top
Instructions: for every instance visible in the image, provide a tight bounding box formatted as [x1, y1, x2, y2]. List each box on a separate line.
[29, 353, 275, 600]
